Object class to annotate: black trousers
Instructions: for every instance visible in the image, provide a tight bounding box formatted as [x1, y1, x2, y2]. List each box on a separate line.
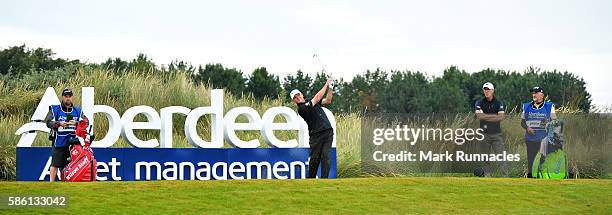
[525, 140, 541, 177]
[308, 129, 333, 179]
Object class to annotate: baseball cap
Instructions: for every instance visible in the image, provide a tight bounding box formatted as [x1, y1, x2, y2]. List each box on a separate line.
[482, 82, 494, 90]
[62, 88, 73, 96]
[289, 89, 302, 99]
[529, 86, 544, 93]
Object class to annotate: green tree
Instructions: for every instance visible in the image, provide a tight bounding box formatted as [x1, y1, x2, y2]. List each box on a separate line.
[427, 78, 468, 113]
[282, 70, 312, 101]
[379, 71, 429, 113]
[247, 67, 282, 100]
[348, 68, 388, 113]
[308, 72, 329, 98]
[0, 44, 593, 113]
[167, 60, 195, 74]
[129, 53, 157, 73]
[191, 64, 246, 95]
[0, 45, 76, 75]
[101, 57, 129, 74]
[329, 78, 353, 113]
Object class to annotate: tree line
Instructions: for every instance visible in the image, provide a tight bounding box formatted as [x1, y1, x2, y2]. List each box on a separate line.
[0, 45, 592, 113]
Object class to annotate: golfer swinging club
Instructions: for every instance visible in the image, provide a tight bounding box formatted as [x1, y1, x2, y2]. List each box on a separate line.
[291, 78, 334, 178]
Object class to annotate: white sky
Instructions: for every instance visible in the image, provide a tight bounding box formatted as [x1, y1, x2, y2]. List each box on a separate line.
[1, 0, 611, 106]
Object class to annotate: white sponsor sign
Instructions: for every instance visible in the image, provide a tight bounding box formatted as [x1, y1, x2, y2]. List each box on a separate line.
[16, 87, 336, 148]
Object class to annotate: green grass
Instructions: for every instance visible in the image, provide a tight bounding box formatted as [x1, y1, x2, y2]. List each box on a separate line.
[0, 177, 610, 214]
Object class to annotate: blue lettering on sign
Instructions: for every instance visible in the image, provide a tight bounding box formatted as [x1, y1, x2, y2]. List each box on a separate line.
[17, 147, 337, 181]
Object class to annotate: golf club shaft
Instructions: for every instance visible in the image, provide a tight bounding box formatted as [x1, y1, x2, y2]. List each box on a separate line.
[313, 54, 332, 79]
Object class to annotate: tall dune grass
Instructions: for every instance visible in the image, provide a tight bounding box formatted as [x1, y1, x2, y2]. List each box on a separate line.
[0, 68, 609, 180]
[0, 68, 363, 179]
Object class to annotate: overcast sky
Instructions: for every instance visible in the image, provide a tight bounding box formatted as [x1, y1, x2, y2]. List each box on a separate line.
[2, 0, 610, 106]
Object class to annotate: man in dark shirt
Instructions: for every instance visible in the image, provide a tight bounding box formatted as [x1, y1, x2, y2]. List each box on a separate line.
[291, 78, 334, 178]
[474, 82, 508, 177]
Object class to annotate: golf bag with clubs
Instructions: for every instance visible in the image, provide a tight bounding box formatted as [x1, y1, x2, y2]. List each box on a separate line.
[532, 119, 568, 179]
[61, 118, 97, 182]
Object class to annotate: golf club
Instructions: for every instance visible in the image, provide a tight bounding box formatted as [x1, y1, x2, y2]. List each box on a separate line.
[313, 53, 334, 88]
